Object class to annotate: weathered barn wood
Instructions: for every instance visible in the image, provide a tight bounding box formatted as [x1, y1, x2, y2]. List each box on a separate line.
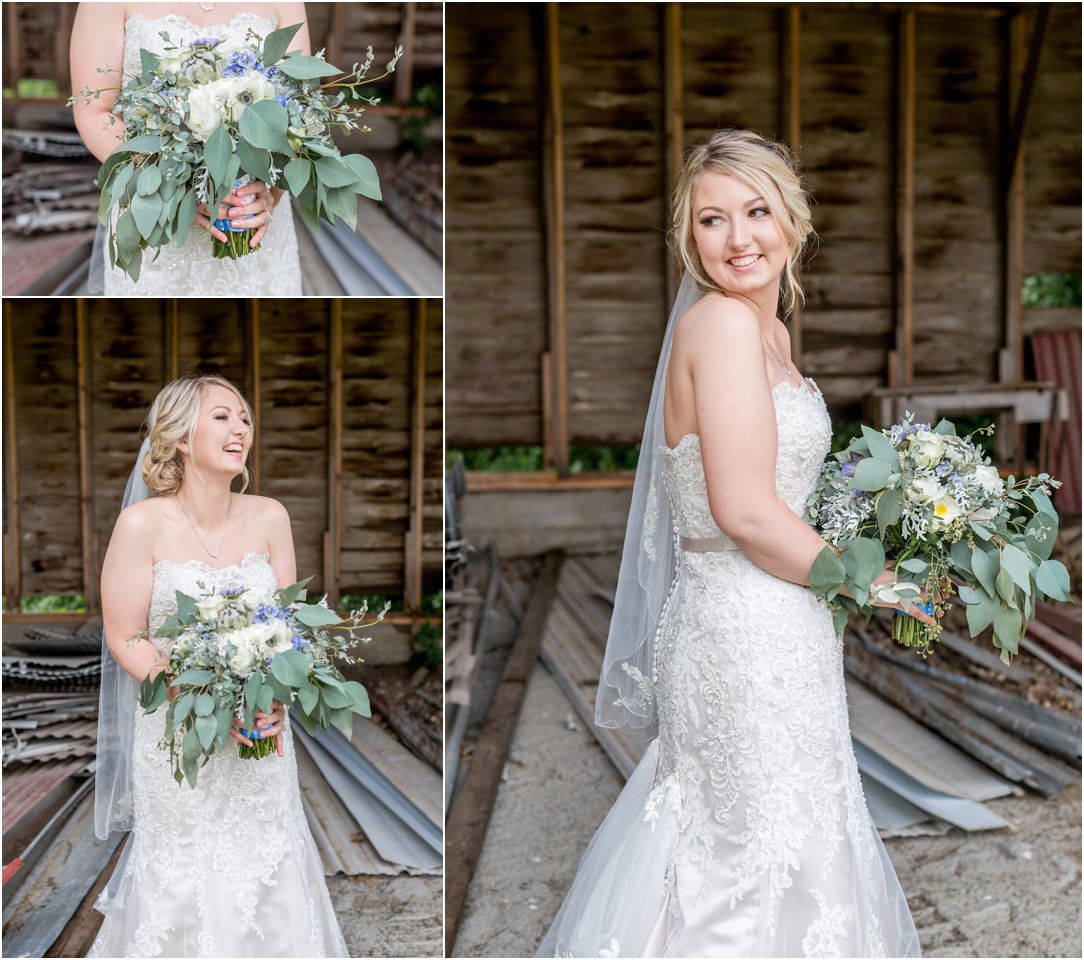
[2, 300, 442, 609]
[446, 2, 1081, 455]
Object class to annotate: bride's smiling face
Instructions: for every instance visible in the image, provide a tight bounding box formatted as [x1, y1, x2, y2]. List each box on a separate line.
[691, 172, 788, 303]
[181, 384, 252, 480]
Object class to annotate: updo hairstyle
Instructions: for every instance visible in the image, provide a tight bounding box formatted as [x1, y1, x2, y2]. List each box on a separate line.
[671, 128, 815, 319]
[142, 374, 253, 496]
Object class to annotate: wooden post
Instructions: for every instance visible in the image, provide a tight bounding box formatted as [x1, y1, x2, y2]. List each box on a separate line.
[54, 3, 75, 97]
[405, 299, 427, 613]
[168, 299, 180, 380]
[327, 2, 346, 72]
[542, 3, 569, 471]
[782, 4, 803, 364]
[75, 301, 97, 610]
[326, 301, 343, 605]
[248, 301, 261, 495]
[395, 2, 418, 109]
[894, 10, 916, 387]
[663, 3, 684, 310]
[4, 4, 21, 94]
[1002, 4, 1050, 202]
[4, 305, 21, 610]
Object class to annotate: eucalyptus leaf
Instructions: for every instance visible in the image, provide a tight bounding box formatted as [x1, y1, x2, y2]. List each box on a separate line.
[297, 681, 319, 715]
[173, 691, 195, 722]
[1035, 559, 1071, 602]
[314, 155, 357, 188]
[140, 48, 161, 83]
[957, 584, 984, 604]
[176, 590, 200, 621]
[949, 538, 974, 575]
[933, 418, 956, 436]
[116, 209, 140, 262]
[809, 546, 846, 599]
[236, 138, 271, 183]
[995, 566, 1017, 608]
[283, 157, 312, 196]
[270, 651, 308, 688]
[238, 99, 292, 154]
[203, 126, 232, 189]
[1031, 489, 1057, 519]
[321, 685, 353, 709]
[136, 164, 162, 196]
[279, 54, 342, 79]
[831, 604, 849, 637]
[194, 692, 215, 717]
[969, 521, 993, 541]
[256, 683, 275, 716]
[262, 22, 303, 66]
[195, 713, 217, 751]
[1000, 543, 1033, 595]
[344, 680, 371, 718]
[173, 668, 214, 686]
[842, 537, 884, 592]
[898, 557, 928, 574]
[295, 603, 344, 628]
[108, 135, 165, 158]
[297, 710, 319, 737]
[325, 185, 358, 229]
[277, 576, 313, 608]
[330, 708, 355, 739]
[342, 153, 381, 200]
[966, 592, 997, 635]
[131, 191, 162, 240]
[851, 458, 892, 493]
[993, 605, 1022, 654]
[175, 188, 197, 247]
[971, 548, 997, 597]
[875, 489, 903, 539]
[1025, 514, 1056, 562]
[861, 425, 898, 464]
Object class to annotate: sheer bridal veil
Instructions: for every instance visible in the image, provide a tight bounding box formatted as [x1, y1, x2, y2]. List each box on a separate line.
[595, 272, 703, 739]
[93, 436, 152, 839]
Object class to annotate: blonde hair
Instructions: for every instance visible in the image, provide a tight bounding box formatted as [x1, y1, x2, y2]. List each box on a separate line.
[671, 128, 815, 319]
[142, 375, 253, 496]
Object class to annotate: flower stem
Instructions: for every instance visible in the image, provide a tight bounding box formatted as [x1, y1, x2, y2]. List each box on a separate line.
[238, 736, 275, 760]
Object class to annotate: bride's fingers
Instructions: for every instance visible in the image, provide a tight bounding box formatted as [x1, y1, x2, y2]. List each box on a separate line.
[248, 223, 270, 249]
[194, 210, 229, 243]
[228, 727, 255, 747]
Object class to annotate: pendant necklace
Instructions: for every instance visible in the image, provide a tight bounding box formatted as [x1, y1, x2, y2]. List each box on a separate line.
[178, 493, 232, 559]
[762, 331, 795, 376]
[199, 2, 217, 12]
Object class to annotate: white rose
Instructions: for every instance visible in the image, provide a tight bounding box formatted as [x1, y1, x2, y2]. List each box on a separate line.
[973, 464, 1004, 496]
[931, 493, 962, 529]
[196, 593, 228, 622]
[158, 49, 188, 74]
[186, 81, 228, 141]
[190, 61, 217, 85]
[908, 430, 947, 469]
[908, 475, 941, 504]
[238, 588, 263, 611]
[229, 641, 257, 676]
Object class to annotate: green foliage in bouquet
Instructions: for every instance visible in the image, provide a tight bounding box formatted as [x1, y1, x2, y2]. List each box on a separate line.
[139, 575, 384, 787]
[806, 415, 1070, 661]
[70, 23, 401, 280]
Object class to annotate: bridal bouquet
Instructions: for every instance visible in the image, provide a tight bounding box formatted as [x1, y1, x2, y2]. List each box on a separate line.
[138, 576, 388, 786]
[69, 23, 401, 278]
[805, 414, 1068, 661]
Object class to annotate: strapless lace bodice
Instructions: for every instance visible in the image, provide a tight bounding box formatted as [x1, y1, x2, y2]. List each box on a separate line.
[122, 13, 278, 75]
[148, 551, 279, 639]
[100, 13, 302, 296]
[661, 381, 832, 542]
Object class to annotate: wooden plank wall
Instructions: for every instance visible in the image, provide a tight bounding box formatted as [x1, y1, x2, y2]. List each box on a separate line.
[2, 300, 442, 608]
[445, 2, 1082, 451]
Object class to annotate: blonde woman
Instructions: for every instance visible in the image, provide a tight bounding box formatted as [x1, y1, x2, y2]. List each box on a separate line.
[91, 374, 345, 957]
[69, 3, 307, 295]
[539, 130, 930, 958]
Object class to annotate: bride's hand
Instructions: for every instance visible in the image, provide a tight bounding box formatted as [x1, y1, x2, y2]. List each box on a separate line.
[230, 700, 286, 756]
[869, 563, 938, 627]
[193, 181, 278, 248]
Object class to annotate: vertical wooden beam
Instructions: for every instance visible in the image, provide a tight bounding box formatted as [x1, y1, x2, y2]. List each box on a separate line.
[54, 3, 75, 96]
[405, 299, 427, 613]
[894, 11, 916, 387]
[168, 299, 180, 380]
[4, 305, 22, 610]
[4, 4, 21, 94]
[326, 301, 343, 606]
[76, 301, 97, 609]
[248, 300, 261, 495]
[542, 3, 569, 471]
[663, 3, 684, 311]
[1000, 11, 1030, 471]
[1002, 4, 1050, 202]
[782, 4, 803, 363]
[327, 2, 346, 74]
[395, 2, 418, 109]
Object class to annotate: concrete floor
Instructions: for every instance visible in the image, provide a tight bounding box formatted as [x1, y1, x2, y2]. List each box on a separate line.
[329, 874, 443, 958]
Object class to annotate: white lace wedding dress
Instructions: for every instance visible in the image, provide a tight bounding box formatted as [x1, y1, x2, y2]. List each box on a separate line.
[89, 552, 346, 958]
[540, 381, 921, 958]
[99, 13, 302, 296]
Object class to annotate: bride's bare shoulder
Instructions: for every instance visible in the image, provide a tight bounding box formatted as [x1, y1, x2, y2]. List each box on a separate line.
[675, 293, 760, 350]
[236, 494, 292, 526]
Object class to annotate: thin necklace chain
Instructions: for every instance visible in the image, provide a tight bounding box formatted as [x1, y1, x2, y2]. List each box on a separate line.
[762, 330, 795, 375]
[177, 493, 232, 559]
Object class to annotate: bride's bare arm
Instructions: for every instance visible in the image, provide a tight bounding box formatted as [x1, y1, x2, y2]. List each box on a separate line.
[686, 299, 829, 586]
[263, 497, 298, 588]
[100, 500, 166, 683]
[70, 2, 129, 163]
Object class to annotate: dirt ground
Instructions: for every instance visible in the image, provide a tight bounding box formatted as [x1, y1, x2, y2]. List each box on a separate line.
[329, 874, 443, 958]
[452, 665, 1083, 960]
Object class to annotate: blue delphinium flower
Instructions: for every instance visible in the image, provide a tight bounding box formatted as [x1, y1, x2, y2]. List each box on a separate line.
[223, 51, 258, 77]
[290, 636, 307, 650]
[189, 36, 222, 49]
[275, 95, 292, 107]
[935, 462, 952, 477]
[258, 63, 279, 78]
[252, 602, 279, 625]
[841, 461, 856, 478]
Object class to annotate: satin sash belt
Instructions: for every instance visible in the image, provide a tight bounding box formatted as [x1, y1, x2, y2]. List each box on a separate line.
[678, 535, 739, 552]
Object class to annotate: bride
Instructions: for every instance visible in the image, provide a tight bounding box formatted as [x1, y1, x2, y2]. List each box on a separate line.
[70, 3, 305, 296]
[539, 130, 932, 958]
[90, 374, 345, 957]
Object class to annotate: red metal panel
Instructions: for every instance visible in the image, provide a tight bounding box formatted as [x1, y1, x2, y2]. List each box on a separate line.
[1031, 330, 1082, 515]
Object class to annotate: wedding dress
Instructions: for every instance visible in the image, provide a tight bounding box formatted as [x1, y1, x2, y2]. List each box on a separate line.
[89, 552, 346, 958]
[540, 381, 921, 958]
[99, 13, 302, 296]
